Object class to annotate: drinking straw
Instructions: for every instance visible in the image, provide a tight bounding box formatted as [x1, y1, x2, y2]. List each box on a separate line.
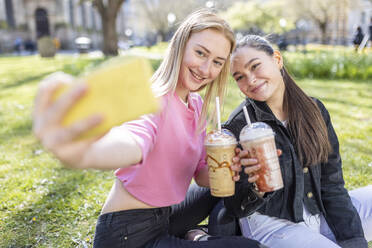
[243, 106, 251, 127]
[216, 97, 221, 132]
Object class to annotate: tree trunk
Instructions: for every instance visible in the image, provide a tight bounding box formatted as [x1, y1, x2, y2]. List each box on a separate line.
[93, 0, 126, 56]
[157, 30, 167, 42]
[319, 22, 328, 44]
[101, 13, 118, 56]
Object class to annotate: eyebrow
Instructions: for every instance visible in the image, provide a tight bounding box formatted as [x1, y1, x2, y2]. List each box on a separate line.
[232, 58, 259, 77]
[196, 44, 227, 61]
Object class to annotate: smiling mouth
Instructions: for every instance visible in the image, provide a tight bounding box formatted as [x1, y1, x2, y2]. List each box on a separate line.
[251, 82, 266, 93]
[190, 69, 205, 82]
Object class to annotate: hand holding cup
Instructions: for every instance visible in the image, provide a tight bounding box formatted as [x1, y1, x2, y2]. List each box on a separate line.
[239, 122, 284, 192]
[234, 148, 282, 183]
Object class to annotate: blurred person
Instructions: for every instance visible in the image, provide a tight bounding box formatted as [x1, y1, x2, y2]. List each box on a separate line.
[53, 37, 61, 50]
[369, 17, 372, 48]
[277, 36, 288, 51]
[32, 9, 267, 248]
[13, 37, 23, 55]
[353, 26, 364, 52]
[24, 39, 36, 54]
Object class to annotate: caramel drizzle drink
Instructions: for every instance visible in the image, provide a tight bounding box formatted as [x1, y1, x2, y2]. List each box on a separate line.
[205, 129, 237, 197]
[239, 122, 283, 192]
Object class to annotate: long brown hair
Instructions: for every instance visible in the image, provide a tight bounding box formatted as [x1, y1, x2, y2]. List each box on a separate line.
[234, 35, 331, 167]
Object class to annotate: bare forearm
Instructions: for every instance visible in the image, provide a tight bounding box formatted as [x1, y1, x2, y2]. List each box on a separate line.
[80, 128, 142, 170]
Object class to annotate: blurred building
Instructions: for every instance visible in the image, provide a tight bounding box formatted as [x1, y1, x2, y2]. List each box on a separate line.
[0, 0, 135, 52]
[347, 0, 372, 44]
[294, 0, 372, 45]
[328, 0, 372, 45]
[1, 0, 371, 52]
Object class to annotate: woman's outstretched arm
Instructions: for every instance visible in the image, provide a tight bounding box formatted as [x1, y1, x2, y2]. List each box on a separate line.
[33, 72, 142, 170]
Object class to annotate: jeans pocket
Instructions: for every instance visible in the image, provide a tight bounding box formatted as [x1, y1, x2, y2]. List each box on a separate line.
[122, 217, 165, 248]
[93, 220, 125, 248]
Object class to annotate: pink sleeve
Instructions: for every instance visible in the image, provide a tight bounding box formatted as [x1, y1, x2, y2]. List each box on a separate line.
[192, 93, 207, 177]
[194, 130, 207, 177]
[120, 113, 161, 163]
[115, 96, 167, 163]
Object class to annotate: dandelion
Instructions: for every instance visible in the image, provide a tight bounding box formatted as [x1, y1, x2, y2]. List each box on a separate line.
[86, 237, 90, 242]
[32, 217, 36, 221]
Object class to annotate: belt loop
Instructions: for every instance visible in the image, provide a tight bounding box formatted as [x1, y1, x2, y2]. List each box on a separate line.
[156, 208, 161, 221]
[106, 212, 113, 226]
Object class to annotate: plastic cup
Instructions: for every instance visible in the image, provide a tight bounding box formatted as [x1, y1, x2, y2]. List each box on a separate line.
[205, 129, 237, 197]
[239, 122, 283, 192]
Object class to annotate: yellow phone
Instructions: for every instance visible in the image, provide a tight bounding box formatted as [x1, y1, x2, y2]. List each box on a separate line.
[54, 57, 160, 140]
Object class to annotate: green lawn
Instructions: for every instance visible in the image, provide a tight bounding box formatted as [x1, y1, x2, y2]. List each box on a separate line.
[0, 55, 371, 247]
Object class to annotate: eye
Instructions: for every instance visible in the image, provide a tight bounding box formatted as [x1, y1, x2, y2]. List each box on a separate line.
[213, 60, 223, 67]
[235, 75, 244, 82]
[196, 50, 205, 57]
[251, 63, 260, 70]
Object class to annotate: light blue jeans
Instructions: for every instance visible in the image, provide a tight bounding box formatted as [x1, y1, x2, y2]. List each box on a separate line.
[239, 185, 372, 248]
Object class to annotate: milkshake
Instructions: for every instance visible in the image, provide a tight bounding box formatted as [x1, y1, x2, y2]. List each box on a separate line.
[239, 122, 283, 192]
[205, 129, 237, 197]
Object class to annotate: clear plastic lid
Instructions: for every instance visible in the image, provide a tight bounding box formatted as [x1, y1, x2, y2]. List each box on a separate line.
[205, 129, 238, 146]
[239, 122, 274, 141]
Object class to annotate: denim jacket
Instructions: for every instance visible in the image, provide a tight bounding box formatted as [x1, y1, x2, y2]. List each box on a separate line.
[222, 98, 367, 248]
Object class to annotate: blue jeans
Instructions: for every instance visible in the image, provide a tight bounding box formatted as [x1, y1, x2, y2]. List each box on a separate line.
[93, 183, 266, 248]
[239, 185, 372, 248]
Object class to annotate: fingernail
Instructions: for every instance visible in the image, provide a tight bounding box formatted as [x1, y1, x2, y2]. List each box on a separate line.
[93, 114, 103, 123]
[76, 83, 88, 93]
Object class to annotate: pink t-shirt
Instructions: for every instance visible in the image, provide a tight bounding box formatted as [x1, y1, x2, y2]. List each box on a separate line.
[115, 92, 207, 207]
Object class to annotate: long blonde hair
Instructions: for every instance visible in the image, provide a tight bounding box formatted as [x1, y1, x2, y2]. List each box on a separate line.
[151, 9, 235, 129]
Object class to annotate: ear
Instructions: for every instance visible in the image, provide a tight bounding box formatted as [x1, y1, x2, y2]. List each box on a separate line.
[273, 50, 283, 70]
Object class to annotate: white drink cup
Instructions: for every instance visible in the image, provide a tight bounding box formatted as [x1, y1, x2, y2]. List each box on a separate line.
[239, 122, 283, 192]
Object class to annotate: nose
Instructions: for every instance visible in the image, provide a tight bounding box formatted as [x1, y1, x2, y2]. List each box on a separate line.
[247, 73, 257, 85]
[198, 60, 211, 77]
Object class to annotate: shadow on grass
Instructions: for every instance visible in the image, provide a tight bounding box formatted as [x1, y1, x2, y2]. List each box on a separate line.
[321, 97, 372, 109]
[0, 119, 32, 144]
[325, 107, 365, 123]
[0, 71, 54, 90]
[1, 58, 108, 90]
[1, 169, 105, 247]
[59, 58, 109, 77]
[342, 141, 372, 157]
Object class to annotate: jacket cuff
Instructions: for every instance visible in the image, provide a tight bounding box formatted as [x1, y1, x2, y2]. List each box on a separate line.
[338, 237, 368, 248]
[222, 182, 265, 219]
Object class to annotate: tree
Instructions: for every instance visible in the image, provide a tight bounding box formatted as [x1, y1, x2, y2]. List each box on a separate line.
[286, 0, 359, 44]
[90, 0, 126, 56]
[221, 1, 295, 34]
[132, 0, 199, 42]
[293, 0, 335, 44]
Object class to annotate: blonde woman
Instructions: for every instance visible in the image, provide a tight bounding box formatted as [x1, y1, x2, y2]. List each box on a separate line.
[32, 10, 265, 248]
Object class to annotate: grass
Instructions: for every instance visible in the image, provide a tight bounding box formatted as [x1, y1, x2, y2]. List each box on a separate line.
[0, 55, 371, 247]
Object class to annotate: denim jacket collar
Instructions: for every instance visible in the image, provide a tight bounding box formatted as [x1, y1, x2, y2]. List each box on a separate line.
[246, 98, 282, 124]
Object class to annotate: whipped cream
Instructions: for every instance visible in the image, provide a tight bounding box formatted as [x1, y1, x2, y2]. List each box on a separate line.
[239, 122, 274, 141]
[205, 129, 237, 146]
